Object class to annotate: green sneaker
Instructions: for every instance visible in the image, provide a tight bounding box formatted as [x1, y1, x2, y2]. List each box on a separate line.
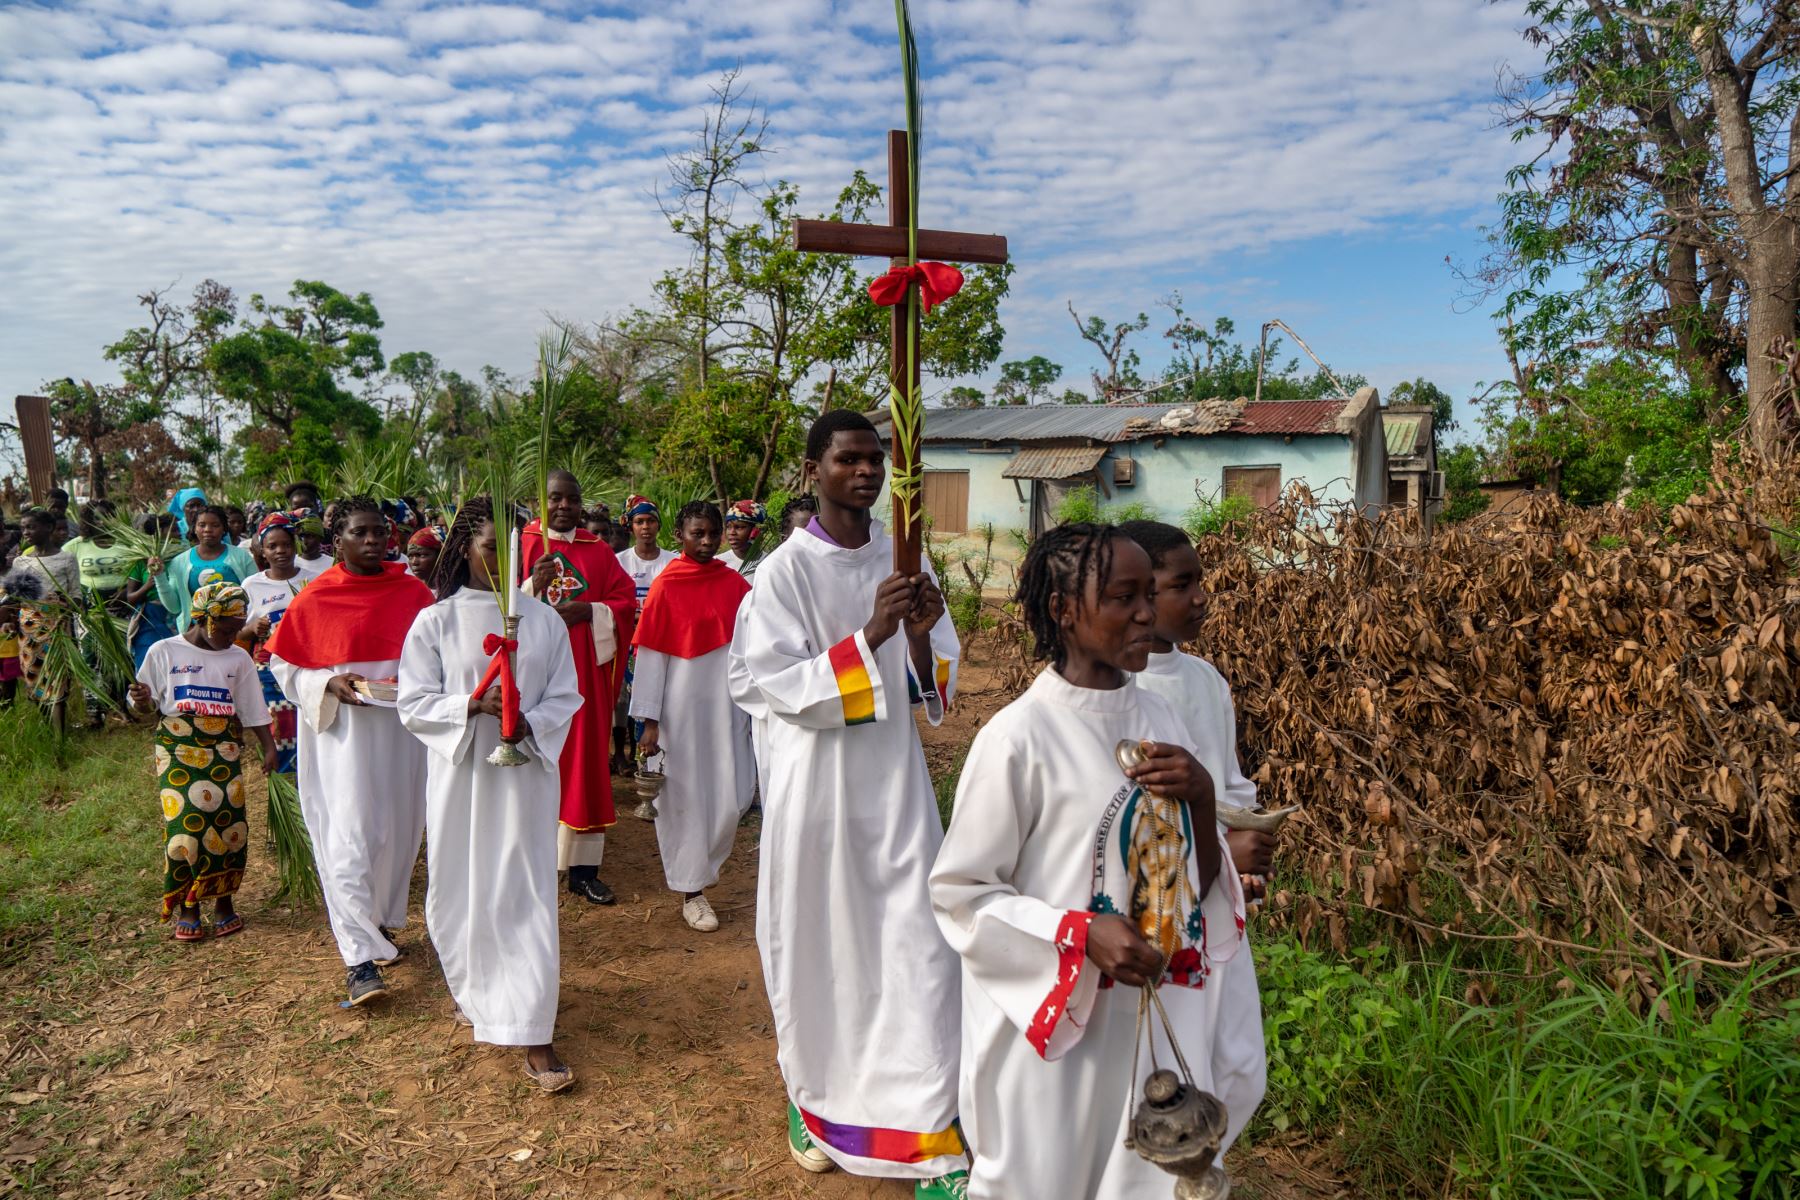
[915, 1170, 970, 1199]
[786, 1103, 834, 1174]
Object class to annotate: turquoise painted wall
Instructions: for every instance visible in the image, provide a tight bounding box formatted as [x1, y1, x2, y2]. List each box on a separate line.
[903, 436, 1357, 537]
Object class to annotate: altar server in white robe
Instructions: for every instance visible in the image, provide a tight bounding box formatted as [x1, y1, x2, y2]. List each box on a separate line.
[1117, 520, 1276, 899]
[268, 497, 434, 1007]
[630, 501, 752, 933]
[397, 499, 585, 1092]
[729, 411, 969, 1199]
[931, 524, 1266, 1200]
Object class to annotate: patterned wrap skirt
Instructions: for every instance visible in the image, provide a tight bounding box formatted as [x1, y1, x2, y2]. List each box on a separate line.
[20, 605, 65, 704]
[157, 714, 249, 918]
[257, 664, 297, 775]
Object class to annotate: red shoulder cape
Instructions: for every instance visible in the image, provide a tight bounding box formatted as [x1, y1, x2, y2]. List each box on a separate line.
[266, 562, 436, 670]
[632, 554, 749, 659]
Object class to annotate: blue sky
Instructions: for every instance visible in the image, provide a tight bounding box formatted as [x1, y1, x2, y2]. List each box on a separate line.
[0, 0, 1540, 445]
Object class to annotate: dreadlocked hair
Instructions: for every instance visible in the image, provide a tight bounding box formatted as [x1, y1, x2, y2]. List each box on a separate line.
[1015, 522, 1121, 667]
[432, 496, 493, 601]
[331, 494, 383, 537]
[674, 499, 722, 536]
[1114, 519, 1191, 569]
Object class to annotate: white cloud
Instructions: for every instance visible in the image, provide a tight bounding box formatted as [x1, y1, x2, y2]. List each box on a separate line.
[0, 0, 1543, 415]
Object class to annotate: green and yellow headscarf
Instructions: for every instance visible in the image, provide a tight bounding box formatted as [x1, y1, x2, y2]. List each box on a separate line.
[189, 582, 248, 628]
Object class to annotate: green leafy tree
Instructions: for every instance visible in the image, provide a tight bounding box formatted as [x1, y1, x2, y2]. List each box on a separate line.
[992, 356, 1064, 405]
[1438, 443, 1492, 523]
[942, 385, 986, 408]
[1387, 376, 1457, 434]
[101, 280, 237, 484]
[1155, 300, 1366, 401]
[206, 280, 386, 483]
[1481, 355, 1723, 508]
[1491, 0, 1800, 456]
[1069, 303, 1148, 399]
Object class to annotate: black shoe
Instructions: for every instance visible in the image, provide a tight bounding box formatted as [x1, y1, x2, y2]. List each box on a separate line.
[373, 927, 407, 966]
[346, 961, 389, 1006]
[570, 877, 616, 906]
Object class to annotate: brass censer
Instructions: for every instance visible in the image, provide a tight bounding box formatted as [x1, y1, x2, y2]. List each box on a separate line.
[630, 749, 666, 821]
[1113, 739, 1233, 1200]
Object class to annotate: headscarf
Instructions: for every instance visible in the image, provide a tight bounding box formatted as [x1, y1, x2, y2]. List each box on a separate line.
[167, 488, 207, 536]
[244, 500, 269, 529]
[625, 494, 658, 520]
[725, 500, 768, 536]
[256, 511, 296, 542]
[408, 525, 442, 551]
[189, 581, 248, 624]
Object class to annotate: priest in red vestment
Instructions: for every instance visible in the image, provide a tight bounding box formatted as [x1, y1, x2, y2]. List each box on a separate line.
[523, 470, 638, 905]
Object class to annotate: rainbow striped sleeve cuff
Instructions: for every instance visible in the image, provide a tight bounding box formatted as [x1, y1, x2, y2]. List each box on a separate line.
[799, 1108, 966, 1165]
[826, 633, 880, 727]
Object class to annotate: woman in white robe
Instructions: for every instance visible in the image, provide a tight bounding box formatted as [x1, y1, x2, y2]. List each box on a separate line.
[930, 524, 1266, 1200]
[397, 502, 584, 1090]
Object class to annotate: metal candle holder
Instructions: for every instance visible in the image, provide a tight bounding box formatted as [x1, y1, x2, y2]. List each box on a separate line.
[485, 613, 529, 767]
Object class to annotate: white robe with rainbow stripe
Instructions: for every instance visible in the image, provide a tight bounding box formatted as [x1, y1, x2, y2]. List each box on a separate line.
[729, 521, 964, 1179]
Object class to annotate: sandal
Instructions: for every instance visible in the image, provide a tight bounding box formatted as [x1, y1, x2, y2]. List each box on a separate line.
[173, 912, 206, 942]
[212, 912, 245, 939]
[522, 1062, 576, 1094]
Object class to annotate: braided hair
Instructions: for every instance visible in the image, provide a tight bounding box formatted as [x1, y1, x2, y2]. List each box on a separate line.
[674, 499, 722, 537]
[1015, 522, 1121, 667]
[431, 497, 494, 601]
[331, 494, 384, 537]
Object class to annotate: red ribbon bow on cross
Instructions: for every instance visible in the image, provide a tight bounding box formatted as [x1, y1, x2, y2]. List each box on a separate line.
[867, 261, 965, 313]
[473, 632, 521, 740]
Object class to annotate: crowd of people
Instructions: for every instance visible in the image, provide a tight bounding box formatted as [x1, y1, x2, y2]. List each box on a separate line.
[1, 409, 1278, 1200]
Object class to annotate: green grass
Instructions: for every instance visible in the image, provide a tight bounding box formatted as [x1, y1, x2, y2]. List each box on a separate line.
[1253, 935, 1800, 1199]
[0, 705, 163, 990]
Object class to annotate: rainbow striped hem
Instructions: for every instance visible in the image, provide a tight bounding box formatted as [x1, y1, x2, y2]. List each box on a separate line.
[799, 1108, 965, 1164]
[827, 635, 877, 726]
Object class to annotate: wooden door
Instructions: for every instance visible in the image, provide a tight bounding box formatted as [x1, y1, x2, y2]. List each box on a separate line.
[1223, 465, 1281, 509]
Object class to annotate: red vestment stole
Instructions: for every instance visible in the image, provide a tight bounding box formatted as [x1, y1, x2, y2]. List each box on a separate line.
[521, 523, 637, 831]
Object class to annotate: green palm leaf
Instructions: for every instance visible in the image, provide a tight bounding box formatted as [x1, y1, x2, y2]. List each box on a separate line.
[265, 772, 321, 906]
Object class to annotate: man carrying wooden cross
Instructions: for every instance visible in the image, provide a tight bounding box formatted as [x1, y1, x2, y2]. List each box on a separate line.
[728, 126, 1007, 1198]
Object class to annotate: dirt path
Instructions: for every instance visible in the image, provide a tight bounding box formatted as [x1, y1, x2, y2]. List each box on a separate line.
[5, 660, 1340, 1199]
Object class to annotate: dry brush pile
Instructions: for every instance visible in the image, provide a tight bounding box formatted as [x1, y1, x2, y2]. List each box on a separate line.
[1173, 459, 1800, 969]
[974, 457, 1800, 969]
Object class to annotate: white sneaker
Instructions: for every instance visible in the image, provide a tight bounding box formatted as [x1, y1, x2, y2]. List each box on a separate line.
[682, 894, 719, 932]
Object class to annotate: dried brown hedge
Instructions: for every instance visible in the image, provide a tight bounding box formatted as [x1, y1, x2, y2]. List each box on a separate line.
[986, 455, 1800, 967]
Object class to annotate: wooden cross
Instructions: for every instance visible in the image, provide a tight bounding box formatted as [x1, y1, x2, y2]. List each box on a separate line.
[793, 129, 1009, 574]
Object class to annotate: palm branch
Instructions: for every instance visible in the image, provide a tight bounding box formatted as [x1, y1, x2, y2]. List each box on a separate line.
[101, 513, 183, 579]
[888, 0, 926, 537]
[265, 772, 321, 906]
[533, 328, 577, 527]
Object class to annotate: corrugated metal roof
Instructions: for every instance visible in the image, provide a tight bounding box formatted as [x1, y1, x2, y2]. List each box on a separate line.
[1383, 413, 1424, 456]
[1233, 400, 1350, 435]
[1001, 445, 1108, 480]
[870, 398, 1353, 444]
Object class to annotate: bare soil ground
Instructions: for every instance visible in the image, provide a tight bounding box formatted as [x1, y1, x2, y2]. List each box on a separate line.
[3, 660, 1345, 1199]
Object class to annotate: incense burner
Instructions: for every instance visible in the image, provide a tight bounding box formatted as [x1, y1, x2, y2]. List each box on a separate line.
[630, 753, 665, 821]
[1129, 1069, 1229, 1199]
